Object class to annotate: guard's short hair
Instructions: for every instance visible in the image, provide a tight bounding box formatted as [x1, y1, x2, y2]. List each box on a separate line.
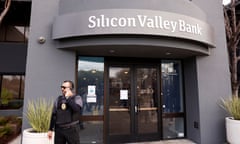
[63, 80, 74, 89]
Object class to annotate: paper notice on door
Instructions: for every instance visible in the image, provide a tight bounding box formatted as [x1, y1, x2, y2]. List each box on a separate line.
[87, 85, 96, 103]
[120, 90, 128, 100]
[87, 85, 96, 96]
[87, 96, 96, 103]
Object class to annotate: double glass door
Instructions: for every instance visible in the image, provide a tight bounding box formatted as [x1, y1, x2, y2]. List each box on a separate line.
[107, 61, 184, 143]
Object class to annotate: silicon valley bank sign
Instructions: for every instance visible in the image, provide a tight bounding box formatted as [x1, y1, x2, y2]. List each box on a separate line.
[88, 15, 202, 35]
[52, 9, 215, 47]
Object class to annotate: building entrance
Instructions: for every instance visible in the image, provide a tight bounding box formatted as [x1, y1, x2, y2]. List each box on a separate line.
[106, 59, 185, 143]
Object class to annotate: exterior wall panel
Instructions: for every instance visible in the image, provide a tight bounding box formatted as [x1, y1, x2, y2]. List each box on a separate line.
[22, 0, 76, 129]
[193, 1, 231, 144]
[21, 0, 232, 143]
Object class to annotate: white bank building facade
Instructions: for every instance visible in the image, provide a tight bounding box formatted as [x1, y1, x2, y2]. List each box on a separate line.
[20, 0, 231, 144]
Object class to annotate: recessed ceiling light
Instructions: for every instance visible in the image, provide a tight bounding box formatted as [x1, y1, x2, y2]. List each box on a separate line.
[109, 50, 115, 53]
[165, 52, 171, 55]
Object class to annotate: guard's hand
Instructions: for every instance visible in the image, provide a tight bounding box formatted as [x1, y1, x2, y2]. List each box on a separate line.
[65, 88, 73, 97]
[47, 131, 53, 139]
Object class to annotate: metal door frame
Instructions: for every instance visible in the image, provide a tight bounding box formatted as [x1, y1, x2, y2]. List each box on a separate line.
[105, 59, 163, 143]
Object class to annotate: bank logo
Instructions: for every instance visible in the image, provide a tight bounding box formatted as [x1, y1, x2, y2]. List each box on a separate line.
[88, 15, 202, 35]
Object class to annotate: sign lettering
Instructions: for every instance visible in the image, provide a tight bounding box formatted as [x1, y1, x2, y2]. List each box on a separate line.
[88, 14, 202, 35]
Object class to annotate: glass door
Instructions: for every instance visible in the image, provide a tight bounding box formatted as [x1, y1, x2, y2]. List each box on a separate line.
[136, 68, 159, 135]
[108, 66, 161, 143]
[108, 67, 131, 136]
[107, 60, 185, 143]
[78, 57, 185, 144]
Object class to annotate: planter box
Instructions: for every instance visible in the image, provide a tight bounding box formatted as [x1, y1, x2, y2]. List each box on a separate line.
[22, 128, 54, 144]
[226, 117, 240, 144]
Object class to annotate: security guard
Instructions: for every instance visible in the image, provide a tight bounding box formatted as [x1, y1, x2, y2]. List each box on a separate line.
[48, 80, 82, 144]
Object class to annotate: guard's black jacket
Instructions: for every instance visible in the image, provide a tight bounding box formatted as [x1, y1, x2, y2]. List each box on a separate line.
[49, 95, 83, 130]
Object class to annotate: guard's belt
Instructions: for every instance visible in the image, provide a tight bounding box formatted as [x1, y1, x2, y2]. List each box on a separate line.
[57, 121, 79, 128]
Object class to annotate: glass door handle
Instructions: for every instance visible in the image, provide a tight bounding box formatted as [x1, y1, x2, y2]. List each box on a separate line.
[135, 105, 138, 113]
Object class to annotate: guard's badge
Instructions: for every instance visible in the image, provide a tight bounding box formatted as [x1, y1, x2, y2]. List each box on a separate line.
[61, 103, 67, 110]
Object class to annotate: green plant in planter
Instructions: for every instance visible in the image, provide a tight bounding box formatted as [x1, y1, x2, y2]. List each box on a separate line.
[220, 97, 240, 120]
[25, 98, 53, 133]
[0, 124, 12, 138]
[1, 88, 13, 105]
[0, 116, 8, 125]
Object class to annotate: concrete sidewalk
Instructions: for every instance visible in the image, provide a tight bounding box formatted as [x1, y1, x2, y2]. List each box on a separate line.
[9, 135, 195, 144]
[127, 139, 195, 144]
[9, 135, 21, 144]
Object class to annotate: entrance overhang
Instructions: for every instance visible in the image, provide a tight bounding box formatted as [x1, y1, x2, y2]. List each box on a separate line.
[54, 36, 209, 58]
[52, 0, 215, 58]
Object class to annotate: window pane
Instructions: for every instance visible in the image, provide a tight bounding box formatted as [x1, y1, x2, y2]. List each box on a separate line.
[0, 26, 29, 43]
[77, 57, 104, 116]
[163, 118, 185, 139]
[109, 67, 131, 135]
[79, 121, 103, 143]
[20, 76, 25, 99]
[162, 61, 183, 113]
[1, 76, 20, 99]
[136, 68, 158, 134]
[0, 25, 6, 41]
[0, 75, 24, 109]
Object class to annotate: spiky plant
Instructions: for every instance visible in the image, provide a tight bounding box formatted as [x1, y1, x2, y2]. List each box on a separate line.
[221, 97, 240, 120]
[25, 98, 53, 132]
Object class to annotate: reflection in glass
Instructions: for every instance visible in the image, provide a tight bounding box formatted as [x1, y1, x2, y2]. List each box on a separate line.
[109, 67, 131, 135]
[0, 75, 25, 109]
[79, 121, 103, 143]
[107, 60, 185, 141]
[162, 118, 184, 139]
[161, 60, 184, 139]
[77, 57, 104, 144]
[161, 61, 183, 113]
[0, 26, 29, 43]
[77, 57, 104, 116]
[136, 68, 158, 134]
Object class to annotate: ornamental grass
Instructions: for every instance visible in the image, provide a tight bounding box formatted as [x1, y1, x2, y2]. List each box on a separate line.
[221, 97, 240, 120]
[25, 98, 53, 133]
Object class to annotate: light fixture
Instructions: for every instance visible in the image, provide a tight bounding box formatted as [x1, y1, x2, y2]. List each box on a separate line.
[109, 50, 115, 53]
[165, 52, 171, 55]
[38, 36, 46, 44]
[91, 69, 97, 73]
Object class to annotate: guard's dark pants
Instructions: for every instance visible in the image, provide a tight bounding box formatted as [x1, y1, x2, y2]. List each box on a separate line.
[55, 124, 81, 144]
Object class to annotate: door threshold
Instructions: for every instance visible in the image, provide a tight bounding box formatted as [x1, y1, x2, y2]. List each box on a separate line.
[126, 139, 196, 144]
